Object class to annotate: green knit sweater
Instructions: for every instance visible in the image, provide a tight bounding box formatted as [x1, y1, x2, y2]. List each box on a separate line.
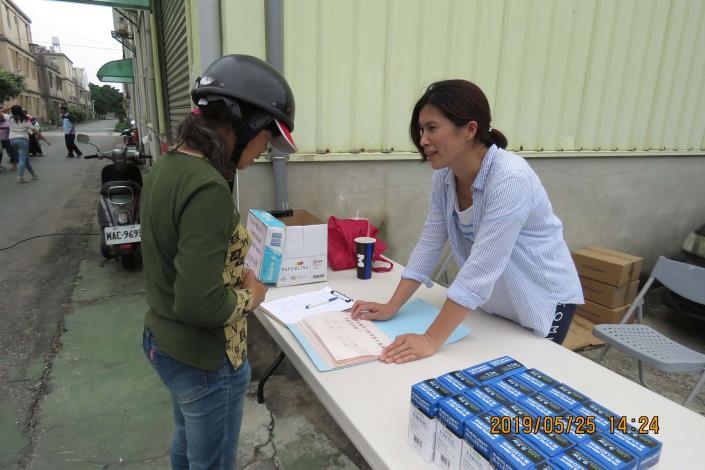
[142, 152, 238, 370]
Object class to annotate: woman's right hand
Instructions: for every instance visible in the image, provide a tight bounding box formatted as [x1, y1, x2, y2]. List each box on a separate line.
[350, 301, 398, 321]
[243, 269, 268, 309]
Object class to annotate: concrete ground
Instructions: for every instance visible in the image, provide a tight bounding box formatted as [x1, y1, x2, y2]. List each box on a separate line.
[1, 120, 703, 469]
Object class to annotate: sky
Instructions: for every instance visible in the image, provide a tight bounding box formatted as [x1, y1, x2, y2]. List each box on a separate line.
[16, 0, 123, 89]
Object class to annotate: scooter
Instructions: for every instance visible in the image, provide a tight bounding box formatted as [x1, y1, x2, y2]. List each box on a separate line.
[77, 133, 143, 269]
[663, 222, 705, 321]
[120, 120, 143, 165]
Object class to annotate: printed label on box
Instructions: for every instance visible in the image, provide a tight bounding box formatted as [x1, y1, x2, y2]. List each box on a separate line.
[461, 439, 491, 470]
[408, 405, 437, 462]
[435, 422, 464, 470]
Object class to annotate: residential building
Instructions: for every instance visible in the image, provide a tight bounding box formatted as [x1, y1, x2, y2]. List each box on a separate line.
[0, 0, 42, 119]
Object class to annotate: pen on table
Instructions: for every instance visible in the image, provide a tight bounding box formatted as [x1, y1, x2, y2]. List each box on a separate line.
[305, 297, 338, 309]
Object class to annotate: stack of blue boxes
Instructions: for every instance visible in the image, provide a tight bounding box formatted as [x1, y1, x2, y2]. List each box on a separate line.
[408, 356, 662, 470]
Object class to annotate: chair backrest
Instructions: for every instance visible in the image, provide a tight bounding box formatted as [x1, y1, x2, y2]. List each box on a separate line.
[651, 256, 705, 305]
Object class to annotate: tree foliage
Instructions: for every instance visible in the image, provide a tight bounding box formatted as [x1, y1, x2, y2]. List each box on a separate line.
[67, 106, 86, 123]
[89, 83, 125, 119]
[0, 70, 24, 103]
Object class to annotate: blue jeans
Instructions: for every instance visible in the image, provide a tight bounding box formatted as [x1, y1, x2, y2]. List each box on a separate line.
[11, 138, 34, 178]
[143, 330, 250, 470]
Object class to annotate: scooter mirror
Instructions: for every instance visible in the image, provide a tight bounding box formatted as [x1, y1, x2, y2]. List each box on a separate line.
[77, 134, 90, 144]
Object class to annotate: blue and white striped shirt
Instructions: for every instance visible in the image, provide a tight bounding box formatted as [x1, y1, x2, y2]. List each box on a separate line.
[401, 145, 583, 337]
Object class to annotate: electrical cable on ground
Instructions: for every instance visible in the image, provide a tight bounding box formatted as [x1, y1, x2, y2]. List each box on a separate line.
[0, 233, 101, 252]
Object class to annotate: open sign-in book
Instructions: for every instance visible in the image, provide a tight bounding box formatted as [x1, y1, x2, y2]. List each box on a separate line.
[289, 298, 471, 372]
[296, 312, 392, 369]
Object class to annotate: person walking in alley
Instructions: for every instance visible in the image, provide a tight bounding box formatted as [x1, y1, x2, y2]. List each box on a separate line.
[28, 116, 50, 156]
[0, 113, 18, 171]
[141, 54, 297, 470]
[60, 106, 82, 158]
[352, 80, 583, 361]
[1, 105, 39, 183]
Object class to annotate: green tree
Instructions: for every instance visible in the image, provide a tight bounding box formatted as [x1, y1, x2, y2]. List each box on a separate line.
[0, 70, 24, 103]
[67, 106, 86, 123]
[89, 83, 125, 119]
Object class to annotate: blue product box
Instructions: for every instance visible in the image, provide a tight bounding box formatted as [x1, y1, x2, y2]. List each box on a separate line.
[537, 463, 561, 470]
[579, 434, 638, 470]
[486, 356, 527, 377]
[491, 376, 536, 401]
[523, 429, 576, 458]
[572, 402, 619, 434]
[438, 394, 485, 437]
[511, 369, 559, 392]
[544, 387, 586, 411]
[560, 412, 599, 444]
[411, 379, 453, 418]
[608, 428, 662, 469]
[520, 392, 566, 418]
[554, 384, 590, 405]
[490, 434, 547, 469]
[463, 413, 507, 460]
[436, 394, 485, 470]
[464, 385, 515, 411]
[492, 402, 537, 433]
[552, 447, 611, 469]
[409, 379, 455, 462]
[438, 370, 479, 394]
[463, 362, 503, 385]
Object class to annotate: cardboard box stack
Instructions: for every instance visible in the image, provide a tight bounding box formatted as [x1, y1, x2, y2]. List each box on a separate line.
[572, 246, 643, 325]
[407, 356, 663, 470]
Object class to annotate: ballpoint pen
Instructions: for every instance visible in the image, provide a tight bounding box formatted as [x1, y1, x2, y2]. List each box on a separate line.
[305, 296, 338, 309]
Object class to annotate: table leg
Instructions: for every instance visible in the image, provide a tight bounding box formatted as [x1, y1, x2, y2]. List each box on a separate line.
[257, 351, 286, 404]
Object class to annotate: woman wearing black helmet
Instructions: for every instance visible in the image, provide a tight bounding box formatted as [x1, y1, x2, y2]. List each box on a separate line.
[141, 55, 296, 469]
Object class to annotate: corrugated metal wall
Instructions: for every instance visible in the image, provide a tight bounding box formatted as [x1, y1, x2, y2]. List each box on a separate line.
[283, 0, 705, 155]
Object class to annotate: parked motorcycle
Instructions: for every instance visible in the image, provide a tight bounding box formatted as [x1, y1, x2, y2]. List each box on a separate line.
[77, 133, 143, 269]
[120, 120, 142, 165]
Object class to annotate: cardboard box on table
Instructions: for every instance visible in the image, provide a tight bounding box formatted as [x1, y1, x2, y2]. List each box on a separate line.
[245, 209, 327, 287]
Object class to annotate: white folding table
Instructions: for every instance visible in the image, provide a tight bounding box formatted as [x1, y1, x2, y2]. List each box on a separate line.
[254, 262, 705, 469]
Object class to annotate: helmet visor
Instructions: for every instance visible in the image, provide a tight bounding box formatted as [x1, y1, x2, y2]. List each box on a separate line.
[270, 119, 297, 154]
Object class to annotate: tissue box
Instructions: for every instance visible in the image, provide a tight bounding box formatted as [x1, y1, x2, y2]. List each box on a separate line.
[245, 209, 327, 287]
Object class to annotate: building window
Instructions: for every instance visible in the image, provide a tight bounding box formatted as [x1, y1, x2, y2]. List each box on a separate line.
[5, 7, 10, 27]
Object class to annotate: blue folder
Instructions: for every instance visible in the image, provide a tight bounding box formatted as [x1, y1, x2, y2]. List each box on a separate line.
[289, 298, 471, 372]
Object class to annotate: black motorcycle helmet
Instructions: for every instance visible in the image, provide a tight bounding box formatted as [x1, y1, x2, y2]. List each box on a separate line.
[191, 54, 297, 160]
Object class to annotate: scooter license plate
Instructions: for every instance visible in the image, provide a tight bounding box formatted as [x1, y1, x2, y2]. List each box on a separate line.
[105, 224, 141, 245]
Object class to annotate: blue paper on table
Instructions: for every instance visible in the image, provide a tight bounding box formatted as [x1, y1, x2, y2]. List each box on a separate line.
[289, 298, 471, 372]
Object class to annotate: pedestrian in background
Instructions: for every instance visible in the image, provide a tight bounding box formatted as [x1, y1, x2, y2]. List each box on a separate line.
[60, 106, 82, 158]
[28, 116, 50, 156]
[0, 113, 18, 171]
[0, 105, 39, 183]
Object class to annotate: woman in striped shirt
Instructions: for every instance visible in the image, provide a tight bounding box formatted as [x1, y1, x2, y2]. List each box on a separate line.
[351, 80, 583, 363]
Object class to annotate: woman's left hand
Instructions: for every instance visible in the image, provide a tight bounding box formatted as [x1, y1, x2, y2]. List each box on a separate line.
[380, 333, 441, 364]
